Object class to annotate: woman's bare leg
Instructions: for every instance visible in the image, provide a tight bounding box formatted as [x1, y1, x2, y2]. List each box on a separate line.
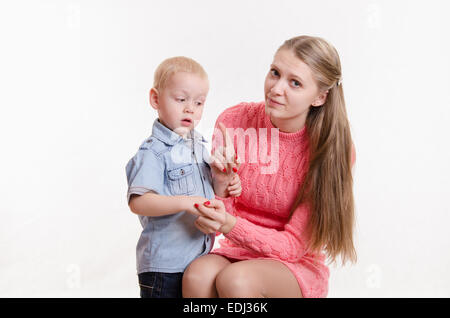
[215, 259, 303, 298]
[182, 254, 231, 297]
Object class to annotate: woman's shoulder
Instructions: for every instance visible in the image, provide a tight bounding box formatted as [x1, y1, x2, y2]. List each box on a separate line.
[215, 101, 265, 128]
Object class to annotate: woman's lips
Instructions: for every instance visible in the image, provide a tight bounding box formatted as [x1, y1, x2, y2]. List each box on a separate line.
[268, 98, 284, 107]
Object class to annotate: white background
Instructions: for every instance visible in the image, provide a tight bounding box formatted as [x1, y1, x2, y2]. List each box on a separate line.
[1, 0, 449, 297]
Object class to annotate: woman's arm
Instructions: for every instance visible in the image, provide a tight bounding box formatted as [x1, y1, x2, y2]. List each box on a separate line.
[193, 199, 310, 263]
[225, 209, 309, 262]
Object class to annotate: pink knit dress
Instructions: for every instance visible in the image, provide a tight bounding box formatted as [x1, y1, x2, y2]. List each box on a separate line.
[210, 101, 356, 298]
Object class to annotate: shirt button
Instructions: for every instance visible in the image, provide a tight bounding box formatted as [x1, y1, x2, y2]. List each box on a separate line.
[181, 169, 185, 175]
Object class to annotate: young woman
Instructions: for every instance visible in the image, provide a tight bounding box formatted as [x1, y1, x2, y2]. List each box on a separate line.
[183, 35, 356, 298]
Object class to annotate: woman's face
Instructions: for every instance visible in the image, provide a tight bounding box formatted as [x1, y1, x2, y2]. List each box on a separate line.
[264, 48, 328, 133]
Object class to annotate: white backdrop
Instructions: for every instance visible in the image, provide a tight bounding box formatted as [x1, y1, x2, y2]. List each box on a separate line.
[1, 0, 449, 297]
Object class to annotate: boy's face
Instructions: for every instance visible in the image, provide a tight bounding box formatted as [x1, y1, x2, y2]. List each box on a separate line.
[150, 72, 209, 138]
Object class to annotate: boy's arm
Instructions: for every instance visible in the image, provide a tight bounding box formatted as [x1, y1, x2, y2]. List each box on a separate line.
[129, 192, 206, 217]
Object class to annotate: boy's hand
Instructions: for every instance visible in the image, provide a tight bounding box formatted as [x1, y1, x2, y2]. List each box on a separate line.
[227, 174, 242, 197]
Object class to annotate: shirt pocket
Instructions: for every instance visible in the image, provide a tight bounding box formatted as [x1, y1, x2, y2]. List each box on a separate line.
[167, 164, 196, 195]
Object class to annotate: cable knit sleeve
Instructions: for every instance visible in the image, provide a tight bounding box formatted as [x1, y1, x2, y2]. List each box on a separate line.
[224, 202, 311, 263]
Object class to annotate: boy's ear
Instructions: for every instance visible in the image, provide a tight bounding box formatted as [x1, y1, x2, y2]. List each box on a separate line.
[149, 88, 159, 110]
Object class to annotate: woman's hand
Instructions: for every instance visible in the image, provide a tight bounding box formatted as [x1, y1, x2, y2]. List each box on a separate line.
[210, 122, 241, 197]
[193, 199, 237, 235]
[211, 122, 240, 174]
[181, 195, 210, 216]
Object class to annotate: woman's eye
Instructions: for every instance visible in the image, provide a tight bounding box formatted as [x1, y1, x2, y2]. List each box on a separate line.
[177, 98, 186, 102]
[196, 102, 203, 106]
[270, 69, 279, 77]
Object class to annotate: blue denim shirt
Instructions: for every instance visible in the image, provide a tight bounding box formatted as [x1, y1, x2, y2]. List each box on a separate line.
[125, 119, 215, 274]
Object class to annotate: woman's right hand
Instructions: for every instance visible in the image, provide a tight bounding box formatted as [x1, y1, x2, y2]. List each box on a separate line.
[181, 195, 210, 216]
[192, 199, 237, 235]
[210, 123, 241, 197]
[210, 122, 240, 175]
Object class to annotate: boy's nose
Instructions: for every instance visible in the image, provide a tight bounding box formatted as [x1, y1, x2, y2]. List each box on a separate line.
[184, 103, 194, 113]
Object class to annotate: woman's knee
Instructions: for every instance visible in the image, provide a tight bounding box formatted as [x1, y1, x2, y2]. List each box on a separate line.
[182, 263, 200, 287]
[215, 262, 262, 297]
[182, 254, 230, 297]
[182, 258, 208, 296]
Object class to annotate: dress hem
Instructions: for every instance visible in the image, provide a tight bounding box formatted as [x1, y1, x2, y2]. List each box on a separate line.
[210, 251, 326, 298]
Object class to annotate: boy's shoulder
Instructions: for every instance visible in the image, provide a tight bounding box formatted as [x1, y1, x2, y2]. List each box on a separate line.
[136, 135, 169, 156]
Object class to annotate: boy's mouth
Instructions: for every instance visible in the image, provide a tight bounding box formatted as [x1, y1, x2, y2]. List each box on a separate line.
[181, 118, 192, 126]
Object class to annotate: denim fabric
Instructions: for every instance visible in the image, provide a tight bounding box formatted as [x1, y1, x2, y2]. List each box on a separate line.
[138, 272, 183, 298]
[126, 119, 215, 274]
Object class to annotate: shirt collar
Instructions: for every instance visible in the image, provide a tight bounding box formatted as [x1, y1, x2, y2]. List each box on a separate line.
[152, 119, 208, 145]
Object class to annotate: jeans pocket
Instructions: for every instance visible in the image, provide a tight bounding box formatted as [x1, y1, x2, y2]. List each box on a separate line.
[138, 272, 158, 298]
[139, 283, 154, 298]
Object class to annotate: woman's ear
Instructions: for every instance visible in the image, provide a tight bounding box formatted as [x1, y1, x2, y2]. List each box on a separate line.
[149, 88, 159, 110]
[312, 90, 329, 107]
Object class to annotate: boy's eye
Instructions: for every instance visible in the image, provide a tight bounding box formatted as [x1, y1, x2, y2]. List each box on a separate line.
[196, 102, 203, 106]
[291, 80, 301, 87]
[177, 98, 186, 102]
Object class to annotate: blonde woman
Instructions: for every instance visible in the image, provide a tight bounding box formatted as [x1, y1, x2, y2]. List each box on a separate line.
[183, 36, 357, 298]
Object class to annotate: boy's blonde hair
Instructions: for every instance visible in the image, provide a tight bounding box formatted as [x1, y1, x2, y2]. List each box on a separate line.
[153, 56, 208, 91]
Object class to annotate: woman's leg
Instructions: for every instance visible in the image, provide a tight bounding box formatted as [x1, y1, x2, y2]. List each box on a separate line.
[182, 254, 231, 297]
[215, 259, 303, 298]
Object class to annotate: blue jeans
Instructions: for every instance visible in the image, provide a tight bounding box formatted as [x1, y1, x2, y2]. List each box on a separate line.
[138, 272, 183, 298]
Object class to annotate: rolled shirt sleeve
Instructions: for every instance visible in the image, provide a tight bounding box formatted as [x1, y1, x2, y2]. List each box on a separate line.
[125, 149, 165, 203]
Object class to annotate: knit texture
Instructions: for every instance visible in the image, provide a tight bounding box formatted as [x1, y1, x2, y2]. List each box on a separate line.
[211, 101, 355, 298]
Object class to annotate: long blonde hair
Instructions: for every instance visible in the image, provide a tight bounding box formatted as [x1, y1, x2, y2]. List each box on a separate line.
[282, 36, 356, 265]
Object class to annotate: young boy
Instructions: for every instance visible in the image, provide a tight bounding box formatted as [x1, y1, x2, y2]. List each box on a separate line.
[125, 56, 240, 298]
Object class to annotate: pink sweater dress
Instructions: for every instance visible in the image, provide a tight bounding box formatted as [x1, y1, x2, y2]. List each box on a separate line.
[210, 101, 356, 298]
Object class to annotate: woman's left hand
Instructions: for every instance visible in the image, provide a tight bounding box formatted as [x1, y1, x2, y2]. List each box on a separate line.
[193, 199, 236, 235]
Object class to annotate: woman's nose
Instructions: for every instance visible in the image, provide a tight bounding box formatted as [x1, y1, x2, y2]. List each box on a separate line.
[270, 80, 284, 95]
